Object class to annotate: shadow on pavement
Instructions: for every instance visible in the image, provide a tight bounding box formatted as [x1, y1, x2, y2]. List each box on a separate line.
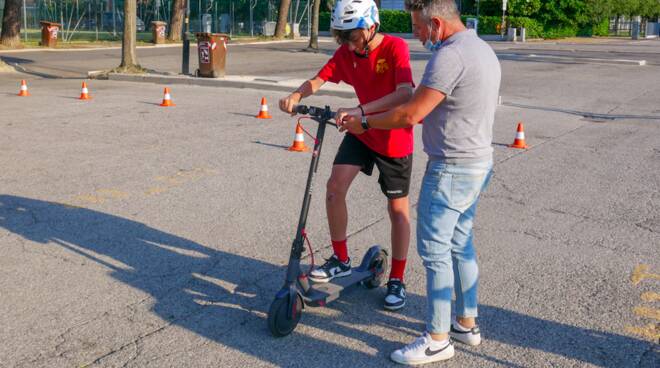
[0, 195, 655, 367]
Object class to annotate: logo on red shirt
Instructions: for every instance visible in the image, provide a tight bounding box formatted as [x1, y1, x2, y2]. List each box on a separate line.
[376, 59, 389, 74]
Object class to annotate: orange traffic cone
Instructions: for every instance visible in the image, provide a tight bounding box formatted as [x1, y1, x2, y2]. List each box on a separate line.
[18, 80, 30, 96]
[509, 122, 528, 149]
[288, 123, 310, 152]
[159, 87, 175, 107]
[79, 81, 91, 100]
[256, 97, 272, 119]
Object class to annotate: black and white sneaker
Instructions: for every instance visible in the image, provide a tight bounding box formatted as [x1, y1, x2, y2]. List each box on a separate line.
[309, 255, 351, 283]
[384, 279, 406, 311]
[449, 321, 481, 346]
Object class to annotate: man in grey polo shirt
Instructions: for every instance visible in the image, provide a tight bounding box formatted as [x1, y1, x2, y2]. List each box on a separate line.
[339, 0, 501, 364]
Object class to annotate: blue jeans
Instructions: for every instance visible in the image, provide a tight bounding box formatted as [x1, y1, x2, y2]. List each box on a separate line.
[416, 159, 493, 334]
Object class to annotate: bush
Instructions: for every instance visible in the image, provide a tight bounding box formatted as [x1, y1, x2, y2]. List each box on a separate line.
[320, 12, 331, 32]
[541, 26, 579, 39]
[378, 10, 412, 33]
[320, 9, 599, 39]
[508, 16, 543, 38]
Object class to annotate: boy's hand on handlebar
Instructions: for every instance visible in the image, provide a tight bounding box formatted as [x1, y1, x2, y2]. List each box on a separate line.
[334, 107, 362, 125]
[279, 92, 302, 116]
[338, 114, 366, 135]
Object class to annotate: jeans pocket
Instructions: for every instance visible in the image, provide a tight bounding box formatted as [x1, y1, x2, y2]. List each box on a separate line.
[447, 172, 486, 212]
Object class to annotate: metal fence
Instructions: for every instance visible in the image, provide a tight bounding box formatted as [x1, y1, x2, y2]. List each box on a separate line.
[0, 0, 313, 42]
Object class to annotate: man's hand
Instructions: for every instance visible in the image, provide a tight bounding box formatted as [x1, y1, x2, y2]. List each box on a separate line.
[279, 92, 302, 116]
[334, 106, 362, 125]
[338, 114, 366, 135]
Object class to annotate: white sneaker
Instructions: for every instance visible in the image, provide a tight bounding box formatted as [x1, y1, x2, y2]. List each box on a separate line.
[449, 321, 481, 346]
[390, 332, 454, 365]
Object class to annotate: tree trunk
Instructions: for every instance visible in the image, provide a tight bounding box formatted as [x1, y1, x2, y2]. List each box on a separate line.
[168, 0, 186, 41]
[308, 0, 321, 50]
[120, 0, 139, 69]
[1, 0, 22, 48]
[275, 0, 292, 39]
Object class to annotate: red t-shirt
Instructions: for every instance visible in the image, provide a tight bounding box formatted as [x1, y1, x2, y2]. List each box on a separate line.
[317, 35, 414, 158]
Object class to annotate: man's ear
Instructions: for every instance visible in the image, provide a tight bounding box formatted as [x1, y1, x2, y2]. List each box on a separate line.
[430, 17, 443, 29]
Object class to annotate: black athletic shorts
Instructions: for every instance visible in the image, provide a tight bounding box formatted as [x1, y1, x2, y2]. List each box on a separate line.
[333, 134, 413, 199]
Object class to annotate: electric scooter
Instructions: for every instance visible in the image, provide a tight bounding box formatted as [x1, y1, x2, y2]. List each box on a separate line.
[267, 105, 389, 337]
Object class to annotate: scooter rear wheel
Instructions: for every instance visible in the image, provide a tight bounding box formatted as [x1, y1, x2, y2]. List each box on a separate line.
[364, 249, 389, 289]
[267, 293, 303, 337]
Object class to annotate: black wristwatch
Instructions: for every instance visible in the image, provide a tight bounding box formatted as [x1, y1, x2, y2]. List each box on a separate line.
[361, 115, 370, 130]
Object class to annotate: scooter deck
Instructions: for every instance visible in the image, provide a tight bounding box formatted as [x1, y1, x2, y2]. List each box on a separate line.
[301, 268, 374, 307]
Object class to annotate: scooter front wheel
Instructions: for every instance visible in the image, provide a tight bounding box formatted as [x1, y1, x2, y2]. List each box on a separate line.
[267, 293, 303, 337]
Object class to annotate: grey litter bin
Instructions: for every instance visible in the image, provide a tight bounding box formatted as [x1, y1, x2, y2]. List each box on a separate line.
[507, 27, 517, 42]
[466, 18, 478, 34]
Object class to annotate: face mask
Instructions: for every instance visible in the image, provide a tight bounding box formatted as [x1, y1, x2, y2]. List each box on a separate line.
[423, 24, 442, 52]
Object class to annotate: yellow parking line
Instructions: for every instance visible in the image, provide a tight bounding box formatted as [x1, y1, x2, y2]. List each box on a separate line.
[641, 292, 660, 302]
[634, 306, 660, 320]
[145, 186, 167, 196]
[631, 264, 660, 285]
[625, 323, 659, 341]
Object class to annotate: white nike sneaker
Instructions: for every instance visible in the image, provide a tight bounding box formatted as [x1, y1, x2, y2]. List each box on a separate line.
[390, 332, 454, 365]
[449, 321, 482, 346]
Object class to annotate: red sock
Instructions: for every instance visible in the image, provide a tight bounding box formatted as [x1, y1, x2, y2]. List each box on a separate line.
[390, 258, 407, 282]
[331, 239, 349, 263]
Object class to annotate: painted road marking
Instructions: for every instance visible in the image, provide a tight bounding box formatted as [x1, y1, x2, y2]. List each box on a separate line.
[641, 292, 660, 302]
[74, 189, 129, 204]
[634, 306, 660, 320]
[71, 168, 217, 203]
[625, 323, 659, 341]
[631, 264, 660, 285]
[146, 168, 217, 196]
[627, 264, 659, 341]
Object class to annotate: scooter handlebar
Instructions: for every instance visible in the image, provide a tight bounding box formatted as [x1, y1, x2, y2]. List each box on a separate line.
[293, 105, 336, 121]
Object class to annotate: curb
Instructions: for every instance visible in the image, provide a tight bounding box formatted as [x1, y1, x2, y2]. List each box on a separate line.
[100, 72, 356, 99]
[497, 52, 647, 66]
[0, 37, 335, 54]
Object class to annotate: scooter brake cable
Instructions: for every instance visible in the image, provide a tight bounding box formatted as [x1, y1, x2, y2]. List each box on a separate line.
[300, 228, 316, 276]
[297, 117, 320, 145]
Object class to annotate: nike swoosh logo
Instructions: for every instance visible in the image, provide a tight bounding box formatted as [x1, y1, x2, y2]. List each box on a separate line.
[425, 343, 450, 356]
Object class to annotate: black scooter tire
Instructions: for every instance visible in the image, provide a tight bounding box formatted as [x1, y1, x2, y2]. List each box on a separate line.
[364, 249, 389, 289]
[267, 293, 303, 337]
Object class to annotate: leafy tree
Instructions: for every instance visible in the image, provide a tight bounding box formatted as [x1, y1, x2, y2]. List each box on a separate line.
[507, 0, 542, 17]
[120, 0, 141, 71]
[275, 0, 293, 38]
[1, 0, 21, 47]
[168, 0, 186, 41]
[539, 0, 589, 28]
[308, 0, 321, 49]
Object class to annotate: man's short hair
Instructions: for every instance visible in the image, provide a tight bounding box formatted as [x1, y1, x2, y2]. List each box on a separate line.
[404, 0, 460, 20]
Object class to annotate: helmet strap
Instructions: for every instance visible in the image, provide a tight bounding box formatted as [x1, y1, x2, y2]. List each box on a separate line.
[354, 27, 377, 59]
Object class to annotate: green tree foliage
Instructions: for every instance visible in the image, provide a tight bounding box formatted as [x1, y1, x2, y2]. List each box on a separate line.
[507, 0, 542, 17]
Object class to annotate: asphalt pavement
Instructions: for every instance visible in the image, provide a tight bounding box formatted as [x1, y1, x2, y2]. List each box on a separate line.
[0, 36, 659, 367]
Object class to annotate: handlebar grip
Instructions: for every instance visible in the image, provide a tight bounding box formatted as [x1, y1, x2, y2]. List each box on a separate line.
[293, 105, 309, 114]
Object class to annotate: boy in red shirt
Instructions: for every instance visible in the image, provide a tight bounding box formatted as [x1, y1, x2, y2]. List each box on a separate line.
[279, 0, 414, 310]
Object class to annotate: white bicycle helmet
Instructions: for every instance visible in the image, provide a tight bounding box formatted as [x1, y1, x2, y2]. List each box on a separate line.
[331, 0, 380, 31]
